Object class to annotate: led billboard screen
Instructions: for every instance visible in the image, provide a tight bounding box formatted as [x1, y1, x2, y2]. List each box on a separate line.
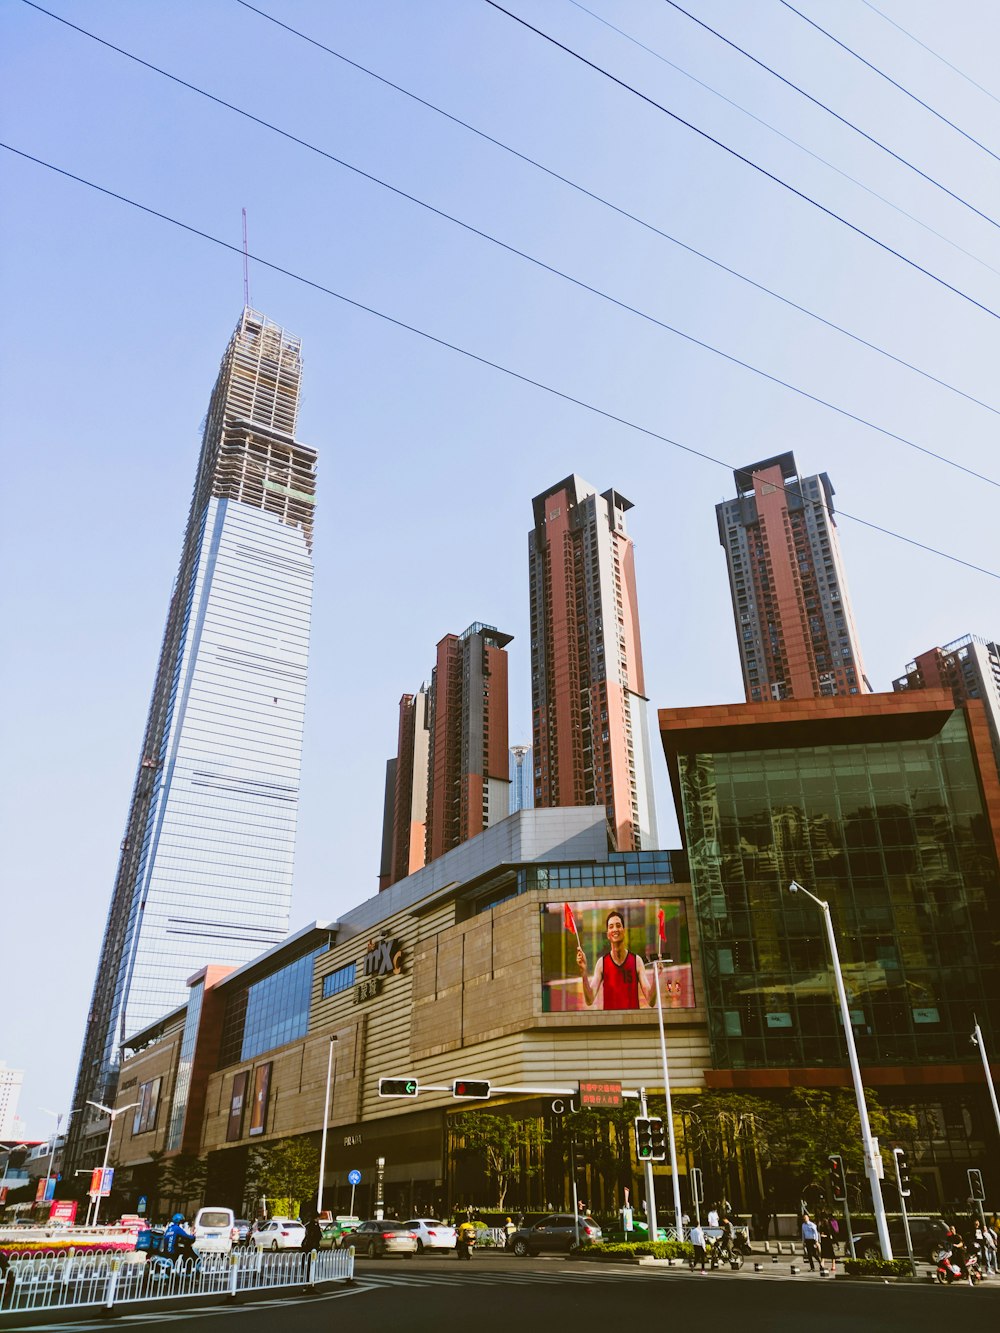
[541, 899, 694, 1013]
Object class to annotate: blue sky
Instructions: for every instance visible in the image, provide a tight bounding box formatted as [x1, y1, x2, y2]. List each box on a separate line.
[2, 0, 997, 1140]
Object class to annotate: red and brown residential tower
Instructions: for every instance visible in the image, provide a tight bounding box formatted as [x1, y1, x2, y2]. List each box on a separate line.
[716, 452, 870, 702]
[529, 476, 658, 851]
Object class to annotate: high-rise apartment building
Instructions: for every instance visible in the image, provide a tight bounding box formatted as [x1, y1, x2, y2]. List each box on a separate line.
[0, 1063, 24, 1139]
[529, 476, 657, 851]
[379, 687, 431, 890]
[509, 744, 534, 814]
[427, 624, 512, 862]
[379, 626, 511, 887]
[894, 634, 1000, 768]
[717, 452, 870, 702]
[66, 310, 316, 1173]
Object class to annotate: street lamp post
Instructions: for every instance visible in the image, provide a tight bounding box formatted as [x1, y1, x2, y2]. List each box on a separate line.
[972, 1019, 1000, 1143]
[651, 958, 685, 1239]
[316, 1035, 339, 1218]
[86, 1100, 139, 1228]
[787, 882, 893, 1260]
[40, 1108, 63, 1214]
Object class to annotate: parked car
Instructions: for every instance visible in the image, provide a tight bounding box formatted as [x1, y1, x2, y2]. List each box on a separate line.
[233, 1219, 252, 1246]
[347, 1220, 418, 1258]
[506, 1213, 602, 1256]
[843, 1215, 948, 1263]
[401, 1218, 457, 1252]
[192, 1207, 237, 1254]
[320, 1216, 360, 1249]
[252, 1219, 306, 1251]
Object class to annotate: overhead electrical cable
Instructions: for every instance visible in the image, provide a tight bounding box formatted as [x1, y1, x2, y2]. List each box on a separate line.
[2, 142, 996, 583]
[659, 0, 1000, 232]
[231, 1, 1000, 419]
[565, 0, 1000, 280]
[22, 0, 1000, 486]
[860, 0, 1000, 110]
[779, 0, 1000, 165]
[481, 2, 1000, 324]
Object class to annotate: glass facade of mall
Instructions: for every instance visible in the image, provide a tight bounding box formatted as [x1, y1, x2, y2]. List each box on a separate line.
[678, 710, 1000, 1069]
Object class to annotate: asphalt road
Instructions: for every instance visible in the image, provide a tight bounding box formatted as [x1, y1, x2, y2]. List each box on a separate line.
[4, 1252, 997, 1333]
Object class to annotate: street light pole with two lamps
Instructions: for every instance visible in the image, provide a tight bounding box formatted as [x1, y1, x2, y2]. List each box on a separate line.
[787, 880, 893, 1260]
[85, 1099, 139, 1227]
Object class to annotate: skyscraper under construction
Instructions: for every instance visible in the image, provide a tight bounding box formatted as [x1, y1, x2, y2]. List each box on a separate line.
[65, 310, 316, 1174]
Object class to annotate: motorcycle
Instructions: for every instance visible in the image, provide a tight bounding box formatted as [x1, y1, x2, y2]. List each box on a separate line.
[935, 1248, 982, 1285]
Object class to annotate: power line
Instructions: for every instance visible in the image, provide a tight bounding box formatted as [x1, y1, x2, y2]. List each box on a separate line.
[660, 0, 1000, 232]
[860, 0, 1000, 112]
[481, 2, 1000, 324]
[23, 0, 1000, 487]
[566, 0, 1000, 282]
[779, 0, 1000, 165]
[3, 141, 995, 582]
[233, 0, 1000, 420]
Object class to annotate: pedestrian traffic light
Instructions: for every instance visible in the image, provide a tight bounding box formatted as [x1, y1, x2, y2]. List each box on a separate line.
[893, 1148, 911, 1198]
[828, 1153, 847, 1203]
[379, 1078, 418, 1097]
[452, 1080, 491, 1100]
[634, 1117, 653, 1160]
[648, 1117, 667, 1162]
[968, 1168, 985, 1201]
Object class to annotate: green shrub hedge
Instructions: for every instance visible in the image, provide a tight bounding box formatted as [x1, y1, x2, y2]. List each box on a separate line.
[843, 1257, 914, 1278]
[582, 1240, 693, 1260]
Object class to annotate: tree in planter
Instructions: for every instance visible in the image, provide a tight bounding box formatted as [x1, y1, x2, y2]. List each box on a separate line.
[252, 1136, 319, 1218]
[451, 1112, 547, 1211]
[161, 1154, 207, 1215]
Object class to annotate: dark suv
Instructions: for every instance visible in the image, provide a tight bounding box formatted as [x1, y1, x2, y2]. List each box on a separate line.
[507, 1213, 602, 1256]
[850, 1215, 949, 1263]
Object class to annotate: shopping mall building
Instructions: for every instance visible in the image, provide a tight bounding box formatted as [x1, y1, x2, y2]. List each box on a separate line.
[109, 689, 1000, 1217]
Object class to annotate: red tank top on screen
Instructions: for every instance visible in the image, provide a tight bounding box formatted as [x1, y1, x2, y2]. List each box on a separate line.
[602, 952, 640, 1009]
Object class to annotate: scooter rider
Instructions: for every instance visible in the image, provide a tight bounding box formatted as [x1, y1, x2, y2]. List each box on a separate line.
[161, 1214, 196, 1266]
[456, 1218, 477, 1260]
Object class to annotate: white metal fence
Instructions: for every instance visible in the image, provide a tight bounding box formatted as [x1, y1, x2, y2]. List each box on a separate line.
[0, 1246, 354, 1315]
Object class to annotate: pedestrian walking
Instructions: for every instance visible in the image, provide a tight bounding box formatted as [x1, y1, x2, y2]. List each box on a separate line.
[818, 1213, 837, 1275]
[801, 1213, 821, 1272]
[689, 1221, 707, 1273]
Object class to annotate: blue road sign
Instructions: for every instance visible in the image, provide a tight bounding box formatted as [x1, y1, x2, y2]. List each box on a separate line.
[348, 1169, 361, 1186]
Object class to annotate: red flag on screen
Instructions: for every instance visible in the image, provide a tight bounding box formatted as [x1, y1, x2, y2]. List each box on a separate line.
[657, 908, 666, 943]
[564, 903, 577, 935]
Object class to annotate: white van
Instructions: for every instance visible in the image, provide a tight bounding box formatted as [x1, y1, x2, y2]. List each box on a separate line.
[193, 1207, 237, 1254]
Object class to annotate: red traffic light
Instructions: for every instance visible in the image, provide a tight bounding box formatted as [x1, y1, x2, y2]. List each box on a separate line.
[452, 1079, 490, 1099]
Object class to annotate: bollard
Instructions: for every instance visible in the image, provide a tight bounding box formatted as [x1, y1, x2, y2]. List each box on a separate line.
[790, 1264, 799, 1274]
[763, 1241, 771, 1253]
[754, 1263, 763, 1272]
[730, 1260, 740, 1270]
[772, 1254, 779, 1264]
[227, 1251, 239, 1301]
[104, 1259, 120, 1311]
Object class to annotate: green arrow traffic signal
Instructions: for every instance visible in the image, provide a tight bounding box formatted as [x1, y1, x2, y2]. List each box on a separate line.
[379, 1078, 419, 1097]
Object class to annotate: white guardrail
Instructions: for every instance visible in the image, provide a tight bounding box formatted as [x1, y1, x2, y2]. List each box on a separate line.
[0, 1246, 354, 1315]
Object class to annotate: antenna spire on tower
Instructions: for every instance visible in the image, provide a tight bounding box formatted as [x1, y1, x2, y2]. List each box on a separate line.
[242, 208, 251, 309]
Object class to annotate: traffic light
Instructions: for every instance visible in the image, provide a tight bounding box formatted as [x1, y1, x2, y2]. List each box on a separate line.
[828, 1153, 847, 1203]
[648, 1116, 667, 1162]
[452, 1080, 491, 1100]
[968, 1168, 985, 1201]
[634, 1117, 653, 1160]
[893, 1148, 911, 1198]
[379, 1078, 418, 1097]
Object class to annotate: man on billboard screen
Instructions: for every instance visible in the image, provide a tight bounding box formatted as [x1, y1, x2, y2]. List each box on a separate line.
[574, 908, 655, 1010]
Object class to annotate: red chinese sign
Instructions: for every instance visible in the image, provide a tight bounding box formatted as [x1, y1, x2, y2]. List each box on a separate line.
[578, 1080, 622, 1108]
